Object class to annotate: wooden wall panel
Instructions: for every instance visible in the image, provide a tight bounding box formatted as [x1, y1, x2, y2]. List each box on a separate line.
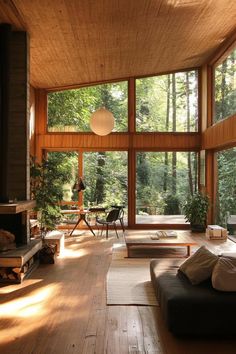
[133, 133, 201, 150]
[202, 114, 236, 151]
[36, 132, 201, 151]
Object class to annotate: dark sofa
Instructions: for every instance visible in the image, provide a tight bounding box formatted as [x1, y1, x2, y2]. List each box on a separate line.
[150, 259, 236, 336]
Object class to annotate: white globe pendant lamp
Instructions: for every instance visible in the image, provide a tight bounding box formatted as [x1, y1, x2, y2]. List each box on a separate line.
[90, 107, 115, 136]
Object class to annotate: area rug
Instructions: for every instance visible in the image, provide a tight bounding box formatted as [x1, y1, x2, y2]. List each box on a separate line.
[106, 255, 158, 306]
[106, 243, 188, 306]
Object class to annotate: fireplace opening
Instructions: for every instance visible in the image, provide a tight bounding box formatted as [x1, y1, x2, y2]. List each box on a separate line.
[0, 213, 28, 247]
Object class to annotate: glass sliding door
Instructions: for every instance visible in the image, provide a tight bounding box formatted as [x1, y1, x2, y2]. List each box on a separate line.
[136, 151, 198, 224]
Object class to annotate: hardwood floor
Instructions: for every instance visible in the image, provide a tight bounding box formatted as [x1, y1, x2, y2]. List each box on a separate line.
[0, 231, 236, 354]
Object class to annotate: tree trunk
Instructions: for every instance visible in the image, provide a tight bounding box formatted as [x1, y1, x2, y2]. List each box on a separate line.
[164, 75, 170, 192]
[220, 60, 227, 120]
[94, 152, 106, 204]
[186, 72, 193, 195]
[172, 73, 177, 194]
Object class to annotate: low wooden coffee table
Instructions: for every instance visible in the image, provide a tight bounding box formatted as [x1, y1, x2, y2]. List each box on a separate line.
[125, 231, 198, 258]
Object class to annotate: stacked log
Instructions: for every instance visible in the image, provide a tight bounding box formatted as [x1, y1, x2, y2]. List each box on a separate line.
[0, 254, 36, 283]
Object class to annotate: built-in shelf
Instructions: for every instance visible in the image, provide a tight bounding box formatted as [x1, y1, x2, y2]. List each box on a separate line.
[0, 200, 36, 214]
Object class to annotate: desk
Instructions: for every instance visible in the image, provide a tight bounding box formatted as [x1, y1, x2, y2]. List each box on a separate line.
[61, 209, 96, 237]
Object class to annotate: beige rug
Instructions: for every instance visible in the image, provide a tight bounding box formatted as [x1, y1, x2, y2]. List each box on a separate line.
[106, 244, 158, 306]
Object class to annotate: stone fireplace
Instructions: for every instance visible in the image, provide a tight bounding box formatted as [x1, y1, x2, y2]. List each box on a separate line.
[0, 201, 36, 247]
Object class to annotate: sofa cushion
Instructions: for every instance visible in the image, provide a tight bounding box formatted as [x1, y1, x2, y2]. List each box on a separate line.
[179, 245, 218, 284]
[212, 256, 236, 291]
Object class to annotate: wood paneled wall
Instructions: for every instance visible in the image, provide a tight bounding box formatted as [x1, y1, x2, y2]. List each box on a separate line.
[202, 114, 236, 151]
[35, 132, 201, 152]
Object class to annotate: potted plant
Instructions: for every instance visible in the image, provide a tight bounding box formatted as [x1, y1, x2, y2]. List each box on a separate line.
[183, 192, 209, 232]
[30, 156, 72, 234]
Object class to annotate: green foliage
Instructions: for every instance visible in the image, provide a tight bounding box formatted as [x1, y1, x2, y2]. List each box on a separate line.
[164, 194, 180, 215]
[136, 151, 197, 215]
[48, 81, 128, 132]
[183, 192, 209, 226]
[137, 186, 165, 215]
[83, 151, 128, 208]
[31, 156, 72, 231]
[216, 148, 236, 227]
[214, 48, 236, 122]
[136, 70, 198, 132]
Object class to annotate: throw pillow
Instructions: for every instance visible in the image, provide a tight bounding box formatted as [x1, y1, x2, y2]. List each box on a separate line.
[179, 246, 218, 285]
[212, 256, 236, 291]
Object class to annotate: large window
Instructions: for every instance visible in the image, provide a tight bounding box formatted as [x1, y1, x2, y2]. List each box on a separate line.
[214, 47, 236, 123]
[47, 81, 128, 132]
[83, 151, 128, 210]
[136, 70, 198, 132]
[216, 147, 236, 233]
[136, 151, 198, 224]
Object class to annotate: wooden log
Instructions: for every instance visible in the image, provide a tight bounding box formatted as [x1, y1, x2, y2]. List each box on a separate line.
[12, 267, 21, 273]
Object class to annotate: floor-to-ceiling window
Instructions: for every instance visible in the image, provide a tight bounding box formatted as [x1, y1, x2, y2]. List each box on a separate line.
[43, 69, 200, 228]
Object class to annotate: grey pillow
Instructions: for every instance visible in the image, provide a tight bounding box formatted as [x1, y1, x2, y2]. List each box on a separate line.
[212, 256, 236, 291]
[179, 246, 218, 285]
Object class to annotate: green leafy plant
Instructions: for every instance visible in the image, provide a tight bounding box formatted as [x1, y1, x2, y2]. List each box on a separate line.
[30, 157, 72, 232]
[183, 192, 209, 231]
[164, 194, 181, 215]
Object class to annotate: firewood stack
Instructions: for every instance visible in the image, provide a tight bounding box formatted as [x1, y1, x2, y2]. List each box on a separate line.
[0, 255, 36, 283]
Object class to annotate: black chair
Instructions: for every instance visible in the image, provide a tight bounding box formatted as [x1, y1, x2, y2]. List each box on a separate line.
[111, 205, 125, 233]
[96, 208, 120, 239]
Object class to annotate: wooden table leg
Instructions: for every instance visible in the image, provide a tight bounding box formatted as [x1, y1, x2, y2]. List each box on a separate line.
[187, 245, 191, 257]
[127, 245, 130, 258]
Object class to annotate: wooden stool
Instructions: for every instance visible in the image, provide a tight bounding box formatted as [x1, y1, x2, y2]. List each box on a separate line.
[44, 231, 65, 255]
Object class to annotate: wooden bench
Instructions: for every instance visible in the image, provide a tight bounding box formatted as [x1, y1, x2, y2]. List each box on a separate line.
[44, 230, 65, 255]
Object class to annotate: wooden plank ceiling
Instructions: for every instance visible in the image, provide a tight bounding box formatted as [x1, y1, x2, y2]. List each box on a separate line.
[0, 0, 236, 89]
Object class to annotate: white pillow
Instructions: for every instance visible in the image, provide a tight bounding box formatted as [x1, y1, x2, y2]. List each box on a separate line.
[212, 256, 236, 292]
[179, 246, 218, 285]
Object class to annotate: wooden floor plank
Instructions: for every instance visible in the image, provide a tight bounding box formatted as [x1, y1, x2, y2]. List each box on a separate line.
[0, 231, 236, 354]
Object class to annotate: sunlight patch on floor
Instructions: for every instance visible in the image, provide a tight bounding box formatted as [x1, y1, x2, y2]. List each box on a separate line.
[0, 283, 60, 318]
[0, 279, 43, 294]
[61, 247, 89, 259]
